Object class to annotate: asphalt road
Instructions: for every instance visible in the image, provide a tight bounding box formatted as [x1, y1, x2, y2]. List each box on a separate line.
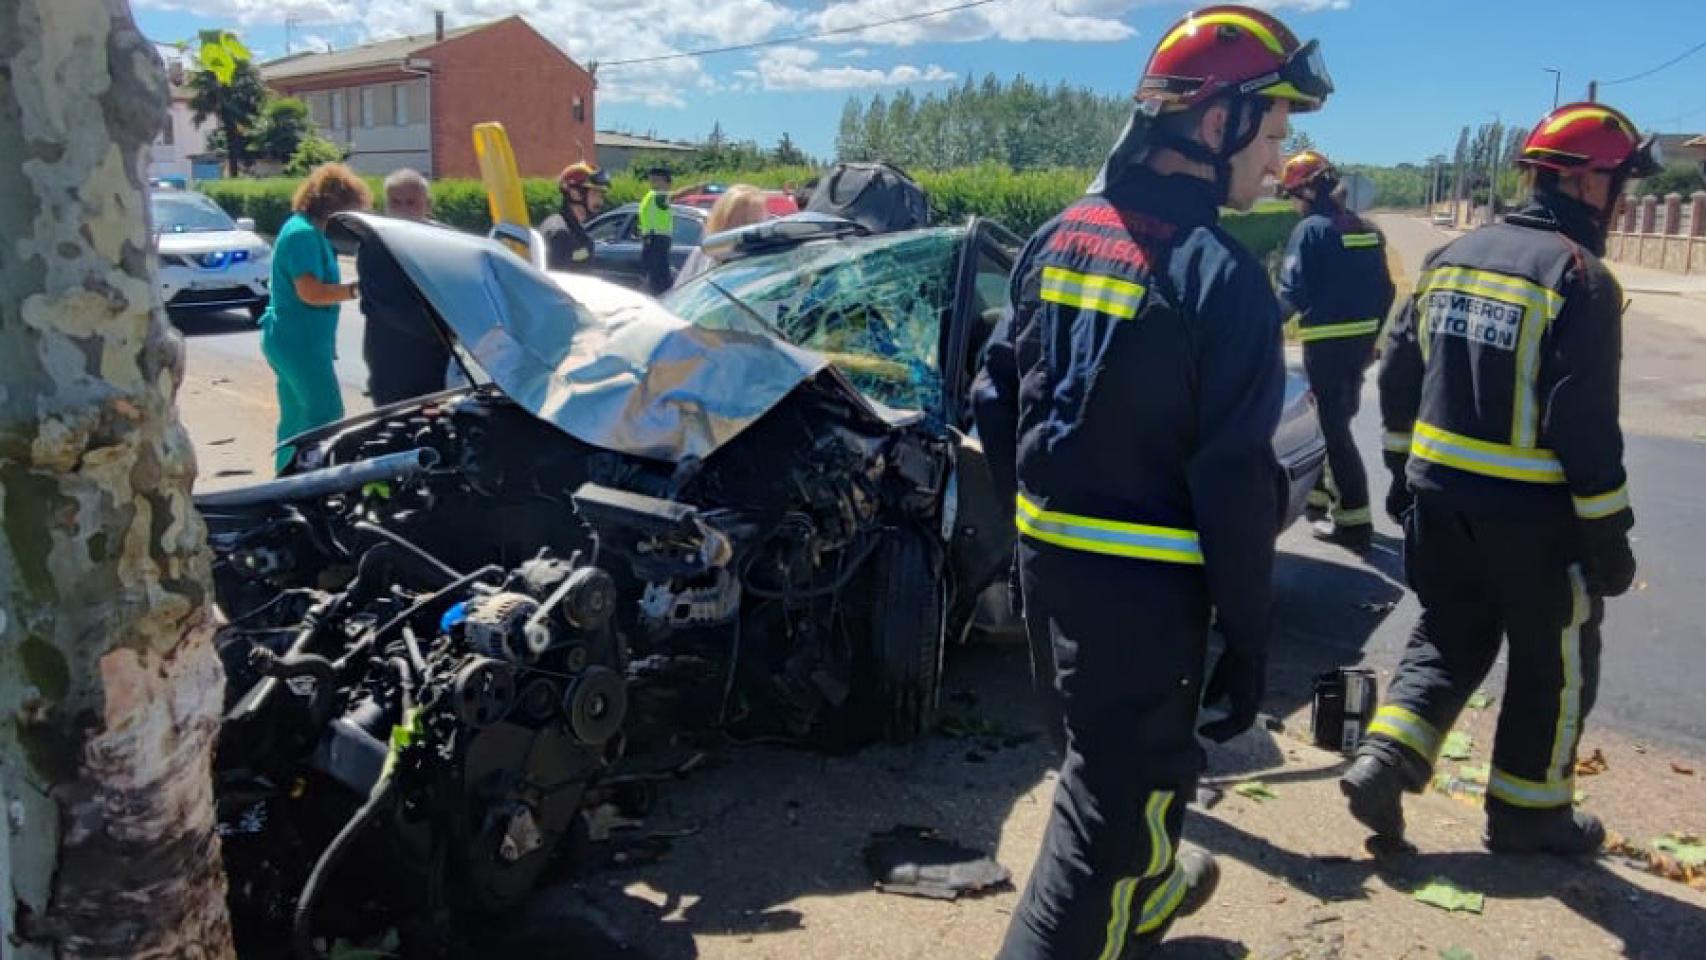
[1267, 213, 1706, 753]
[172, 217, 1706, 752]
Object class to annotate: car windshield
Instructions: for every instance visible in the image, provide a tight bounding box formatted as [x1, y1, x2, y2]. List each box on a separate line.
[662, 229, 958, 413]
[152, 194, 236, 233]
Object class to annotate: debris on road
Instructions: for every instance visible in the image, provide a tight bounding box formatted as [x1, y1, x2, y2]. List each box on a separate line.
[1465, 691, 1493, 710]
[1412, 878, 1485, 914]
[1441, 731, 1474, 761]
[1606, 832, 1706, 891]
[863, 825, 1011, 900]
[1672, 761, 1695, 776]
[1576, 748, 1610, 776]
[1233, 781, 1279, 803]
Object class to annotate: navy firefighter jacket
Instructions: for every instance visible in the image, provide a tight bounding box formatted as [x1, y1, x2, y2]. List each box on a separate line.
[1277, 206, 1397, 366]
[972, 168, 1285, 651]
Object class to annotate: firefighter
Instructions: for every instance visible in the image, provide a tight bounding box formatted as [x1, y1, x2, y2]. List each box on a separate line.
[540, 161, 610, 271]
[972, 7, 1333, 956]
[1277, 150, 1396, 551]
[1345, 102, 1658, 854]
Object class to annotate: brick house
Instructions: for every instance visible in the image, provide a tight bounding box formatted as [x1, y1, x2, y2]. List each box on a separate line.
[261, 15, 595, 179]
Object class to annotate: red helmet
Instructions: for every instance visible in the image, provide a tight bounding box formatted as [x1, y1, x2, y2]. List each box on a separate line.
[558, 161, 610, 192]
[1281, 149, 1336, 196]
[1517, 102, 1662, 178]
[1138, 5, 1332, 115]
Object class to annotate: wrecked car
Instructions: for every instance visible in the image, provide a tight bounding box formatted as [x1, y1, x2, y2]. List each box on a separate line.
[194, 211, 1325, 952]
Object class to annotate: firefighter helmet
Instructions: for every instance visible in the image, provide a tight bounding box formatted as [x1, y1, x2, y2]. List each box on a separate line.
[1137, 5, 1333, 115]
[1517, 102, 1662, 178]
[1281, 149, 1337, 196]
[558, 161, 611, 192]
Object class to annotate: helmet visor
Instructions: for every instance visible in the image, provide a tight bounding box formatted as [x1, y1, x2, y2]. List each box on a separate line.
[1284, 40, 1334, 103]
[1628, 134, 1663, 179]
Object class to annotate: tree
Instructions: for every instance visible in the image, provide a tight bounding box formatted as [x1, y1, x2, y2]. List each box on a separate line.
[1, 1, 233, 957]
[186, 31, 262, 177]
[835, 98, 868, 162]
[253, 96, 312, 164]
[772, 131, 808, 167]
[285, 134, 347, 175]
[1283, 127, 1318, 158]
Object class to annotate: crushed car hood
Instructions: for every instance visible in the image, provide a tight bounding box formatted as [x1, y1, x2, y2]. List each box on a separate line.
[331, 212, 839, 463]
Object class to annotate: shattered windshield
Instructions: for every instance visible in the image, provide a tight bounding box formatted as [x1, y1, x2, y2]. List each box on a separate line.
[663, 230, 959, 414]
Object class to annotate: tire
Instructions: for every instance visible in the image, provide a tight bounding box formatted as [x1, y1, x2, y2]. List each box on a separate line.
[247, 299, 268, 324]
[857, 527, 946, 741]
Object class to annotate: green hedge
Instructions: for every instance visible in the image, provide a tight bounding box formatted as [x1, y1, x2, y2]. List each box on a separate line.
[200, 168, 1296, 258]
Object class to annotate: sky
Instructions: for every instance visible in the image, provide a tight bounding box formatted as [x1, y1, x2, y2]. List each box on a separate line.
[132, 0, 1706, 167]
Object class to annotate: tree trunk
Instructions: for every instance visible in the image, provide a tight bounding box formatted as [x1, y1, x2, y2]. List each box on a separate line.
[0, 1, 234, 957]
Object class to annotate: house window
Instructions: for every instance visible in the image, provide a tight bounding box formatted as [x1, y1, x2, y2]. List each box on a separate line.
[360, 87, 375, 128]
[158, 115, 175, 146]
[573, 96, 585, 124]
[394, 84, 408, 126]
[331, 90, 345, 130]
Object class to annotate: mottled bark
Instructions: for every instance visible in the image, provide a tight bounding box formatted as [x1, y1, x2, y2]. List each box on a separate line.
[0, 1, 233, 957]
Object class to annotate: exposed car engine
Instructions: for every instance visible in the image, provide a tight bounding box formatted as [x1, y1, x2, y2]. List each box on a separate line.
[200, 379, 952, 954]
[212, 538, 625, 958]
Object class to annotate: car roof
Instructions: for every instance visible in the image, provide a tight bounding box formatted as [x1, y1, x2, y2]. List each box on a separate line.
[599, 202, 706, 220]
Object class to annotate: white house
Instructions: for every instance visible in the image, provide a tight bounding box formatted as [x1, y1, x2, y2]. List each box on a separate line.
[149, 58, 213, 186]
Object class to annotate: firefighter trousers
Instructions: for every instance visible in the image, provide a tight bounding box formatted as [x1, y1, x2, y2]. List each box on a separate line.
[1303, 342, 1372, 527]
[1365, 494, 1604, 814]
[998, 538, 1209, 960]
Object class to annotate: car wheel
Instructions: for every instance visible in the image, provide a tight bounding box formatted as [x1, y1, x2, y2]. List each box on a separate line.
[247, 300, 268, 324]
[852, 526, 946, 742]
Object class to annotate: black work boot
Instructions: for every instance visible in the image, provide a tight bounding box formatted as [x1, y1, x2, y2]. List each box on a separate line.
[1340, 752, 1409, 840]
[1172, 847, 1220, 920]
[1311, 519, 1373, 552]
[1485, 805, 1605, 857]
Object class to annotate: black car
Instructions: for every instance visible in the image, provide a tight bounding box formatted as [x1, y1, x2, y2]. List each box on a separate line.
[578, 201, 706, 289]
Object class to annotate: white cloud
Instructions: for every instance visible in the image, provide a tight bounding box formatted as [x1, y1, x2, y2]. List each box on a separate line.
[137, 0, 1348, 109]
[751, 45, 954, 91]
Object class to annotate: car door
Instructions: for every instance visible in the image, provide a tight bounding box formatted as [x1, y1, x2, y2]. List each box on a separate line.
[938, 219, 1023, 640]
[585, 209, 645, 287]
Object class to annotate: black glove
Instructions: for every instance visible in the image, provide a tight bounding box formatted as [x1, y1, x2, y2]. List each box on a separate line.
[1580, 528, 1636, 597]
[1382, 452, 1412, 524]
[1198, 645, 1267, 743]
[1385, 477, 1413, 525]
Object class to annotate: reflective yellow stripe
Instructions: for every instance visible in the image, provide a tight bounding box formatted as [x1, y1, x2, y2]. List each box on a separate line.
[1307, 489, 1333, 507]
[1016, 494, 1204, 565]
[1099, 790, 1177, 960]
[1298, 318, 1380, 342]
[1367, 704, 1443, 762]
[1550, 566, 1589, 784]
[1488, 767, 1575, 809]
[1573, 485, 1630, 520]
[1544, 106, 1635, 138]
[1341, 233, 1381, 249]
[1158, 10, 1285, 55]
[1143, 791, 1175, 879]
[1040, 266, 1146, 320]
[1382, 431, 1413, 453]
[1411, 422, 1567, 484]
[1135, 864, 1188, 934]
[1420, 267, 1565, 315]
[1333, 505, 1372, 526]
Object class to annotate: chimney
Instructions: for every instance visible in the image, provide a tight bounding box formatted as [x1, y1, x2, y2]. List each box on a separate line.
[435, 11, 445, 42]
